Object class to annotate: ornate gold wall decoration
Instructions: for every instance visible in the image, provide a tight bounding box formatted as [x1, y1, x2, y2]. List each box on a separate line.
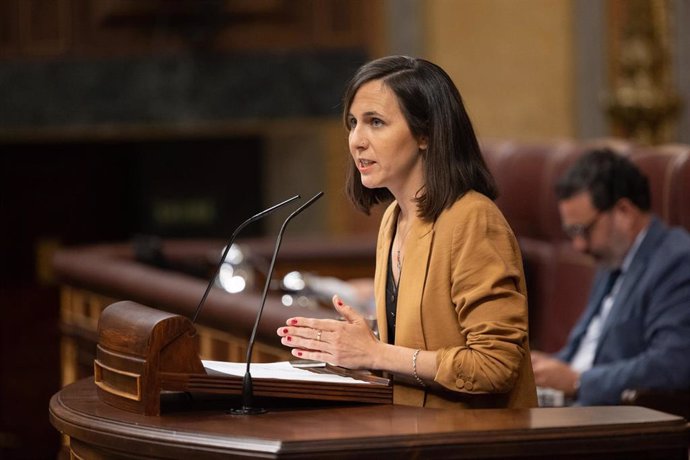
[604, 0, 682, 144]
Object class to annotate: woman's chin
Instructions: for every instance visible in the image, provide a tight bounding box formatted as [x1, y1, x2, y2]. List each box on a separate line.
[360, 177, 382, 190]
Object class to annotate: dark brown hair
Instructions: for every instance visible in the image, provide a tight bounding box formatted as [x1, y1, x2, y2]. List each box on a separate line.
[556, 148, 651, 211]
[343, 55, 497, 221]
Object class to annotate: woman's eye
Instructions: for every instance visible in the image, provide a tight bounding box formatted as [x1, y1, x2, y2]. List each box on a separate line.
[371, 118, 383, 127]
[348, 117, 357, 129]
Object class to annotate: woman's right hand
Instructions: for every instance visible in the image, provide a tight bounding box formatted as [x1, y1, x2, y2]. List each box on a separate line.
[276, 294, 381, 369]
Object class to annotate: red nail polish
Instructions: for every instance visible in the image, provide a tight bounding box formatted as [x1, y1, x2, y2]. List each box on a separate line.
[282, 328, 288, 334]
[287, 336, 292, 342]
[290, 319, 298, 325]
[297, 351, 303, 357]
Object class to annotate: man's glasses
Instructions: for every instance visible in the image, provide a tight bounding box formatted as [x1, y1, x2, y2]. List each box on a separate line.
[563, 212, 602, 240]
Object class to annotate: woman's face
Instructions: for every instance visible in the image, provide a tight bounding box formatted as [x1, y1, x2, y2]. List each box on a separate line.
[347, 79, 426, 197]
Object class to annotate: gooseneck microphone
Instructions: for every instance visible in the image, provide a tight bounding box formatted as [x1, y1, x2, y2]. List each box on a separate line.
[231, 191, 324, 415]
[191, 194, 301, 324]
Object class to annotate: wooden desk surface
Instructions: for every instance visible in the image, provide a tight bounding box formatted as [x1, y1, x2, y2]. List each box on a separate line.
[50, 379, 688, 459]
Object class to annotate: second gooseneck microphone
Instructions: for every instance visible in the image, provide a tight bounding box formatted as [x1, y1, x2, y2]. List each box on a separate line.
[191, 194, 301, 324]
[231, 191, 324, 415]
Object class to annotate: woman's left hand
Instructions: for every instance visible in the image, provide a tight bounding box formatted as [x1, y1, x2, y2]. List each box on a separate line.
[277, 294, 381, 369]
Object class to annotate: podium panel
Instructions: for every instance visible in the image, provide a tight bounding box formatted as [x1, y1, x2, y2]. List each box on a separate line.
[93, 301, 391, 416]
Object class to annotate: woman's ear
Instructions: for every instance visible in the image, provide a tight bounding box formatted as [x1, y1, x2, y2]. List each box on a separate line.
[418, 136, 428, 151]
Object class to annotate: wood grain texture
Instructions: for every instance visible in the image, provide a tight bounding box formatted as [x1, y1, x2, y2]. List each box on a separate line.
[50, 379, 688, 459]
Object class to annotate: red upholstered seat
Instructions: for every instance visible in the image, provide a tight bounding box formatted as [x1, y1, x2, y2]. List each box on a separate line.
[481, 139, 689, 352]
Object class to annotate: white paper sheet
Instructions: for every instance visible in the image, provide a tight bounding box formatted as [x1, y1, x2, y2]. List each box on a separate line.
[202, 360, 371, 385]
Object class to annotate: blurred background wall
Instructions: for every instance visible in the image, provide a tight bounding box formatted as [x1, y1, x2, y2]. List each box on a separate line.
[0, 1, 688, 458]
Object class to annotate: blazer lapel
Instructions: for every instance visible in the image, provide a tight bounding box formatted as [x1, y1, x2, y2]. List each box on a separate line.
[395, 218, 434, 349]
[595, 218, 665, 356]
[375, 205, 397, 344]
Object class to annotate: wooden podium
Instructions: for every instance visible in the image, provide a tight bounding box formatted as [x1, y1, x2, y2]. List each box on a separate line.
[50, 378, 689, 459]
[94, 301, 391, 416]
[51, 302, 689, 459]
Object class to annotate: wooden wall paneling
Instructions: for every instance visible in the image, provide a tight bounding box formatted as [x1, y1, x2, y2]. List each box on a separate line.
[18, 0, 71, 56]
[68, 0, 184, 56]
[425, 0, 576, 142]
[312, 0, 360, 48]
[2, 0, 382, 57]
[60, 0, 378, 55]
[212, 0, 312, 51]
[0, 0, 19, 55]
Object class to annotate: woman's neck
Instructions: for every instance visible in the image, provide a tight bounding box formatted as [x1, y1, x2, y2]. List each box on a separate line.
[389, 161, 425, 219]
[392, 182, 422, 224]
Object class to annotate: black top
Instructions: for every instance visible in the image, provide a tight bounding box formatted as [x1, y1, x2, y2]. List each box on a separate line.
[385, 245, 398, 344]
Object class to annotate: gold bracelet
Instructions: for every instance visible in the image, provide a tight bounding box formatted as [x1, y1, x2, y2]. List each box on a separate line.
[412, 348, 426, 387]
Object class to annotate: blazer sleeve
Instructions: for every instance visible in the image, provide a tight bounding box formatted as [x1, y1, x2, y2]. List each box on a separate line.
[434, 200, 530, 394]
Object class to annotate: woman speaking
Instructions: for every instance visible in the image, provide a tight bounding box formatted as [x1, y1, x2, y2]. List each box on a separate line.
[277, 56, 537, 409]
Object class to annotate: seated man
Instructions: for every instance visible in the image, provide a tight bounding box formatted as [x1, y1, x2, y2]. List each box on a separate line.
[531, 149, 690, 405]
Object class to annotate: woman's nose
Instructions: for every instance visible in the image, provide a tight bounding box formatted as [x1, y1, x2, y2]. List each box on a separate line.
[349, 126, 367, 150]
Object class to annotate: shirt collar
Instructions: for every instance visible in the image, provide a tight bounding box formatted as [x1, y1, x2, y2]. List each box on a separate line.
[621, 223, 650, 273]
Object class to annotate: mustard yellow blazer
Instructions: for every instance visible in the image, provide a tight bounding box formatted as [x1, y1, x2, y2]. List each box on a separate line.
[375, 191, 537, 409]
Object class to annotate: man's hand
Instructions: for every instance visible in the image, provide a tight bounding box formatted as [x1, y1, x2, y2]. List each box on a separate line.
[531, 351, 581, 397]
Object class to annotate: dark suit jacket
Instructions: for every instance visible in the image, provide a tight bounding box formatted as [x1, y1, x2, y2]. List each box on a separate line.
[556, 217, 690, 405]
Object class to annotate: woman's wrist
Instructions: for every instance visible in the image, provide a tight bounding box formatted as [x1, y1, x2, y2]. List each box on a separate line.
[371, 343, 436, 386]
[369, 340, 390, 370]
[412, 349, 426, 387]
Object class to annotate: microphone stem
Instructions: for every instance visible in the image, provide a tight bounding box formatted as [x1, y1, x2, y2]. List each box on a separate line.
[243, 191, 324, 376]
